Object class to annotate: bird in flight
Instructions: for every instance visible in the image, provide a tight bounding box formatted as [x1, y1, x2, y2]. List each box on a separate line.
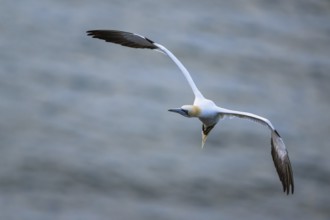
[86, 30, 294, 194]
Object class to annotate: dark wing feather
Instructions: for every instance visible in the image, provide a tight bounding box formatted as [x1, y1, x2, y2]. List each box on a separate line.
[271, 130, 294, 194]
[220, 109, 294, 194]
[86, 30, 158, 49]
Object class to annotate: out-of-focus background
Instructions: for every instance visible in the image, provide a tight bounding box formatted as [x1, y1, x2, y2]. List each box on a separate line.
[1, 0, 330, 219]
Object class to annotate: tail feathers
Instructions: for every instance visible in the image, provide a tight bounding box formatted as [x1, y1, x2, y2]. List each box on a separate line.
[201, 124, 216, 149]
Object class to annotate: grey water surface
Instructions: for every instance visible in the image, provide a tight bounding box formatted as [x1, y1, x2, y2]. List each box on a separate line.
[1, 0, 330, 219]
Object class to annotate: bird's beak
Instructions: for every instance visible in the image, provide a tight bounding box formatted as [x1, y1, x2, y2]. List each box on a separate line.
[168, 108, 189, 117]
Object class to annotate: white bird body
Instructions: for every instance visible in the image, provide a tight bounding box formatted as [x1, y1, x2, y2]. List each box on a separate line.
[87, 30, 294, 194]
[195, 99, 220, 125]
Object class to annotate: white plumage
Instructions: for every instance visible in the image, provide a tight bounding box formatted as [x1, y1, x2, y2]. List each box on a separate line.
[87, 30, 294, 194]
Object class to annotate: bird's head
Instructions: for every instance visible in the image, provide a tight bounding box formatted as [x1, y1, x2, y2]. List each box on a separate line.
[168, 105, 201, 118]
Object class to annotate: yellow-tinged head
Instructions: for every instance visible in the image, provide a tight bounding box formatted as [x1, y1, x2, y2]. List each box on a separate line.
[168, 105, 201, 118]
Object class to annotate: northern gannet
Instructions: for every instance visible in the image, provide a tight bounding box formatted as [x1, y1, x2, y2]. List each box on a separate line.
[87, 30, 294, 194]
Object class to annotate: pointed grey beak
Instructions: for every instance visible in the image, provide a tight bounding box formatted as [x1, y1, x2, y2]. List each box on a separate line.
[168, 108, 189, 117]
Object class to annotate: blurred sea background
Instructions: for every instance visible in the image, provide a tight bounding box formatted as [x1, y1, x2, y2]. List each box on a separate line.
[1, 0, 330, 219]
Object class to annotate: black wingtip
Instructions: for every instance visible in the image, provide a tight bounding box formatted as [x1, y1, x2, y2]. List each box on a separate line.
[86, 29, 158, 50]
[86, 30, 99, 36]
[271, 135, 294, 195]
[86, 30, 108, 38]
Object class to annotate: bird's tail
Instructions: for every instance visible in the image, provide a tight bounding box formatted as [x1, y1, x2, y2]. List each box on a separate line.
[201, 124, 216, 148]
[202, 133, 208, 149]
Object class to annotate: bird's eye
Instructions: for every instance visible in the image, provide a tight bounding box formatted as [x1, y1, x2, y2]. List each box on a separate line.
[181, 109, 189, 116]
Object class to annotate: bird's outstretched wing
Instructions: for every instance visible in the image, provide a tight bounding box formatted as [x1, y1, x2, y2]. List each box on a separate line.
[271, 130, 294, 194]
[87, 30, 204, 99]
[219, 108, 294, 194]
[87, 30, 157, 49]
